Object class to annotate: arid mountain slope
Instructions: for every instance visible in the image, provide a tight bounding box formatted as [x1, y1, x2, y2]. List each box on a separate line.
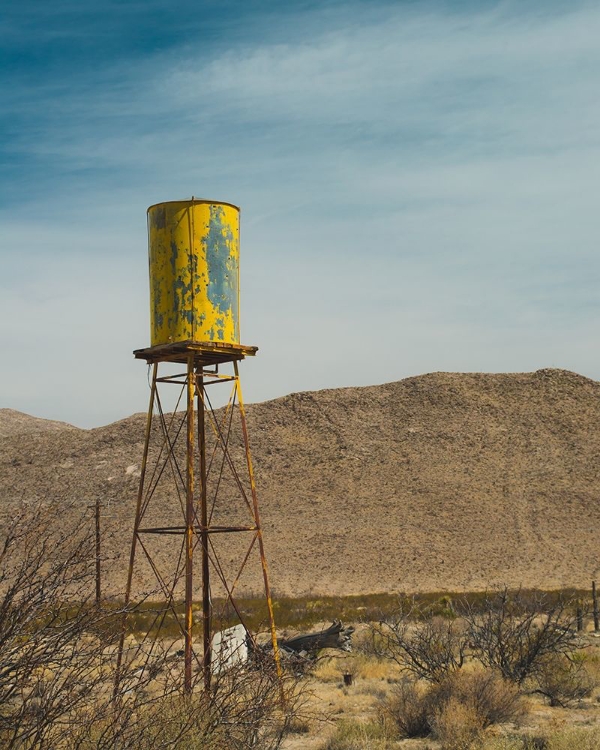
[0, 409, 79, 438]
[1, 368, 599, 595]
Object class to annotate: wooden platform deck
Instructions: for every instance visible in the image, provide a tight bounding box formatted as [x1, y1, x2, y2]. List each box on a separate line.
[133, 340, 258, 366]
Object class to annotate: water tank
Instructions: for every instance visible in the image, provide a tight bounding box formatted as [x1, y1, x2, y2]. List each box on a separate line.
[147, 199, 240, 347]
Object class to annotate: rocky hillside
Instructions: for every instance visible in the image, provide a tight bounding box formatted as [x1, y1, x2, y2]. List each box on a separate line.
[1, 368, 599, 596]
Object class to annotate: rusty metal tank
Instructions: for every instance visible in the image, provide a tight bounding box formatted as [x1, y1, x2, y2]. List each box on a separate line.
[147, 199, 240, 347]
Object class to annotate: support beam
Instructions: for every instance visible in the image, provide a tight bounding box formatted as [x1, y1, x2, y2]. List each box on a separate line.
[198, 370, 212, 691]
[184, 354, 195, 693]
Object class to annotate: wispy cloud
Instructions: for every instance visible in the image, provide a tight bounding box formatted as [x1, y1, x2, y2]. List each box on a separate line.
[1, 0, 599, 425]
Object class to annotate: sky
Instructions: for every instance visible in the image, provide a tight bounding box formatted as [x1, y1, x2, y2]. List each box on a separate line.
[1, 0, 599, 428]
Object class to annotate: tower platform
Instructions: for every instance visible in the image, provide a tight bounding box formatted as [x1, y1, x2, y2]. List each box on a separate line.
[133, 340, 258, 366]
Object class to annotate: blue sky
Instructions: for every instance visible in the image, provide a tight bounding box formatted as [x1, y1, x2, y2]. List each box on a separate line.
[1, 0, 599, 427]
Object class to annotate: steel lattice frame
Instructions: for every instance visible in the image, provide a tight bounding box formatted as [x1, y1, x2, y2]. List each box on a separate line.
[114, 348, 280, 695]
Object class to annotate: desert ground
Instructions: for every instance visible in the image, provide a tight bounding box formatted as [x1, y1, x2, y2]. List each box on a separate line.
[2, 368, 600, 748]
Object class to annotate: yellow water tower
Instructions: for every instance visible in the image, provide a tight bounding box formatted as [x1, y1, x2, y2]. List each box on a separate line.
[116, 199, 280, 697]
[147, 200, 241, 347]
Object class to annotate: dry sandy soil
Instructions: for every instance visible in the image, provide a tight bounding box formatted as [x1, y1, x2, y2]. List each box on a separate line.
[1, 368, 599, 598]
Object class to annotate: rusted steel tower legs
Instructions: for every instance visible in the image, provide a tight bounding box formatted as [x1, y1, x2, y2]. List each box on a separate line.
[234, 361, 282, 679]
[197, 371, 212, 691]
[115, 347, 280, 698]
[184, 354, 195, 693]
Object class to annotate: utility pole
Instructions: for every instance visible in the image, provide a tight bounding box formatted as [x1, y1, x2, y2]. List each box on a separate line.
[87, 498, 102, 606]
[95, 496, 101, 606]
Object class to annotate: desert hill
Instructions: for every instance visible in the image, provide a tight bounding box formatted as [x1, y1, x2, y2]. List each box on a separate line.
[0, 409, 80, 438]
[1, 368, 599, 596]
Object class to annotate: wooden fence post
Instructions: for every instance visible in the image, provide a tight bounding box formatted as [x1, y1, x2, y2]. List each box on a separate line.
[593, 581, 599, 633]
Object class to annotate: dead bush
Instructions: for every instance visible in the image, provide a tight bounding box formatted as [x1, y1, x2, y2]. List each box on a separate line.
[464, 589, 581, 685]
[0, 503, 304, 750]
[370, 606, 468, 683]
[0, 504, 111, 748]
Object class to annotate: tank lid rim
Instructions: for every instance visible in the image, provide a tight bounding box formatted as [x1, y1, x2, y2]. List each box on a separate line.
[147, 199, 240, 212]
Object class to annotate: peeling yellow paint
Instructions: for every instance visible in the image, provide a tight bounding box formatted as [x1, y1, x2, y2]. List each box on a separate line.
[147, 200, 240, 347]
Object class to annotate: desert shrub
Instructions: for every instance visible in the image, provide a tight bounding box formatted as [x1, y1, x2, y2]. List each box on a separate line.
[476, 737, 547, 750]
[432, 669, 527, 728]
[151, 670, 296, 750]
[543, 725, 600, 750]
[379, 678, 432, 738]
[284, 716, 311, 735]
[580, 648, 600, 684]
[52, 655, 299, 750]
[0, 505, 112, 748]
[370, 609, 468, 683]
[359, 683, 387, 700]
[425, 594, 457, 619]
[357, 656, 393, 681]
[431, 696, 484, 750]
[372, 590, 584, 690]
[322, 718, 394, 750]
[313, 657, 347, 682]
[464, 589, 580, 684]
[533, 652, 595, 707]
[0, 503, 304, 750]
[475, 740, 516, 750]
[380, 668, 525, 743]
[453, 726, 600, 750]
[339, 653, 392, 681]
